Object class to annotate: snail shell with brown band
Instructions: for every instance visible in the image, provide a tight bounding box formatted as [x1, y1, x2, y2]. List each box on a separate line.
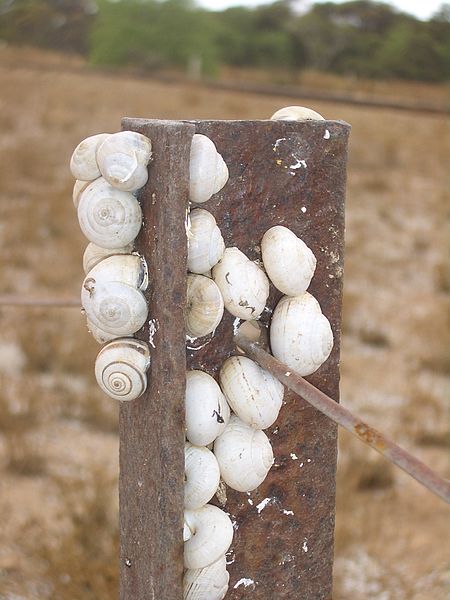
[95, 338, 150, 401]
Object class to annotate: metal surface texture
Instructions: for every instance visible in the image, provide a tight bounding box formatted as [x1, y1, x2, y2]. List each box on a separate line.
[235, 331, 450, 505]
[120, 117, 350, 599]
[119, 119, 195, 600]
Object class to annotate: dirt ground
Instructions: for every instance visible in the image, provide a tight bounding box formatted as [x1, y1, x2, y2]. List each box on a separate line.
[0, 47, 448, 599]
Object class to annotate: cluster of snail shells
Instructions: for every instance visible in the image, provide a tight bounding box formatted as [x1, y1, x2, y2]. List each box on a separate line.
[72, 112, 333, 599]
[70, 130, 153, 401]
[183, 118, 334, 598]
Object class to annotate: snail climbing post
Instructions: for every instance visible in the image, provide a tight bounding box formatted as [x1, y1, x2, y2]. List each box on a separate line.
[119, 117, 350, 599]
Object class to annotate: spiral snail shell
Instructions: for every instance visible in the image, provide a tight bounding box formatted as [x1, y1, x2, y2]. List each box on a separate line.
[77, 177, 142, 249]
[186, 274, 224, 339]
[95, 338, 150, 401]
[212, 247, 269, 320]
[86, 319, 116, 344]
[219, 355, 284, 430]
[184, 555, 229, 600]
[81, 255, 148, 338]
[184, 443, 221, 510]
[185, 370, 230, 447]
[261, 225, 316, 296]
[73, 179, 93, 209]
[70, 133, 111, 181]
[184, 505, 234, 570]
[84, 254, 148, 291]
[187, 209, 225, 275]
[96, 130, 152, 193]
[270, 106, 324, 121]
[189, 135, 229, 204]
[82, 242, 135, 274]
[214, 415, 273, 492]
[270, 292, 333, 376]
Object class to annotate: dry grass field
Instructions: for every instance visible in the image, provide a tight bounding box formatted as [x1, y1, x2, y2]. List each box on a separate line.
[0, 47, 448, 599]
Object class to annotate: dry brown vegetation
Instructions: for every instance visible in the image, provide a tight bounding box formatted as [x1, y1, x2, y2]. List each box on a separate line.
[0, 46, 448, 599]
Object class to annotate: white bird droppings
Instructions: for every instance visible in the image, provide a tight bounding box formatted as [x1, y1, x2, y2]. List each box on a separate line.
[273, 138, 287, 151]
[283, 509, 294, 516]
[289, 157, 307, 170]
[234, 578, 256, 589]
[256, 497, 273, 514]
[232, 317, 241, 336]
[148, 319, 159, 348]
[290, 453, 298, 460]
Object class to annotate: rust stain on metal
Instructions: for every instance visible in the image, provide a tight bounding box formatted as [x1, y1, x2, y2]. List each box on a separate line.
[187, 119, 350, 599]
[353, 422, 387, 450]
[119, 118, 195, 600]
[119, 118, 350, 599]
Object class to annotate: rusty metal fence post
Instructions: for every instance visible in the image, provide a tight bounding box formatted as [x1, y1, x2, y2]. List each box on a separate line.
[120, 117, 350, 599]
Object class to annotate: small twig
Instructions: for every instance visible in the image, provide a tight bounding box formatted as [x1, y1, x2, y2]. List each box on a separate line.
[234, 330, 450, 505]
[0, 296, 80, 307]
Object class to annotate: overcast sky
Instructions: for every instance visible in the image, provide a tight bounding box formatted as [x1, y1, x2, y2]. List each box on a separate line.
[197, 0, 444, 20]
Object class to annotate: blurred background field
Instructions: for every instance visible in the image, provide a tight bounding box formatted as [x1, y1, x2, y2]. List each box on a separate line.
[0, 1, 449, 598]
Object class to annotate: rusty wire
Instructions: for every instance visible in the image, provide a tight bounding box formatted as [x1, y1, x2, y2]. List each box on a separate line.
[234, 330, 450, 505]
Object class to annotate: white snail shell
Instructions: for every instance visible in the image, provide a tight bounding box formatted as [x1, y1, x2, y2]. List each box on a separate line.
[95, 338, 150, 401]
[212, 247, 269, 320]
[83, 242, 135, 274]
[73, 179, 92, 209]
[185, 371, 230, 446]
[219, 355, 284, 430]
[83, 254, 148, 291]
[184, 443, 221, 510]
[82, 280, 148, 337]
[97, 131, 152, 192]
[70, 133, 111, 181]
[270, 292, 333, 376]
[86, 319, 116, 344]
[270, 106, 324, 121]
[214, 415, 273, 492]
[77, 177, 143, 249]
[184, 555, 229, 600]
[261, 225, 316, 296]
[189, 135, 229, 204]
[184, 505, 233, 570]
[186, 274, 224, 339]
[187, 209, 225, 275]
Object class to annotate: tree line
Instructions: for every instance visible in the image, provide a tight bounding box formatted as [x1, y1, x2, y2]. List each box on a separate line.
[1, 0, 449, 82]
